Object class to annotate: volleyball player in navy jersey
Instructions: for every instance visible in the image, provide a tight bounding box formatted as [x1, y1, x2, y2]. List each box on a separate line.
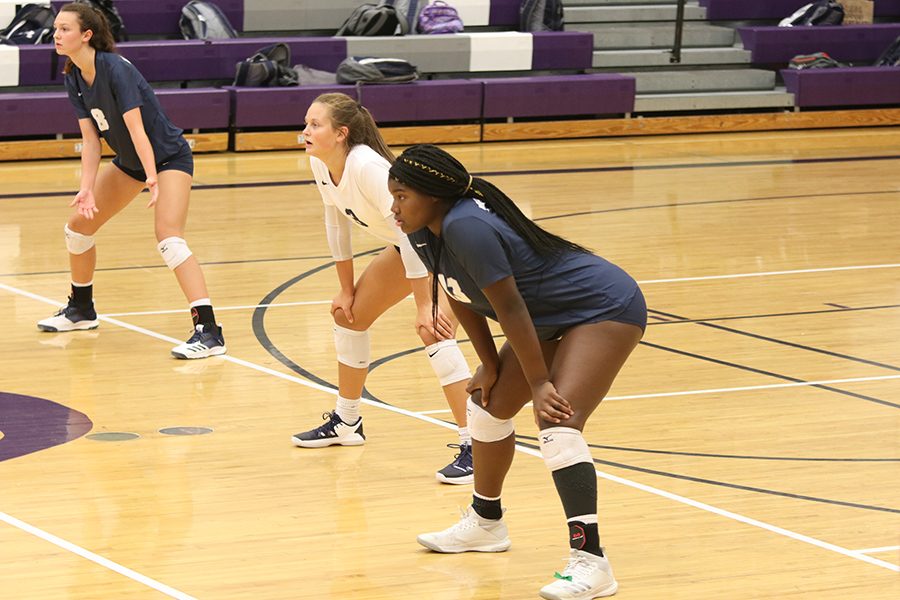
[38, 3, 225, 359]
[388, 145, 647, 599]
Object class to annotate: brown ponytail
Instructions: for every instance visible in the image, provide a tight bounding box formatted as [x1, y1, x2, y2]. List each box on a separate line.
[312, 93, 395, 163]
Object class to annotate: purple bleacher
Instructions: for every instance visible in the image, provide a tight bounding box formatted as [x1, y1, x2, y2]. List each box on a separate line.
[739, 24, 900, 64]
[531, 31, 593, 71]
[481, 74, 635, 119]
[230, 85, 357, 128]
[875, 0, 900, 16]
[781, 67, 900, 107]
[356, 80, 483, 123]
[0, 93, 77, 137]
[489, 0, 521, 26]
[50, 0, 244, 36]
[17, 38, 348, 87]
[700, 0, 900, 20]
[0, 89, 229, 137]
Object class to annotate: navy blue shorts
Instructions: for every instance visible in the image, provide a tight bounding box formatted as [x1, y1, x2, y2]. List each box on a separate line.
[534, 287, 647, 341]
[113, 141, 193, 182]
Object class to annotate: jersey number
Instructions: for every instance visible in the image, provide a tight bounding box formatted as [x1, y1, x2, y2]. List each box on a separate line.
[344, 208, 368, 228]
[438, 274, 472, 304]
[90, 108, 110, 132]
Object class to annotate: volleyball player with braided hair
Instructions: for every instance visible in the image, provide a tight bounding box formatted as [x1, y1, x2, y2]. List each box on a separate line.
[38, 3, 225, 359]
[388, 145, 646, 599]
[291, 94, 475, 484]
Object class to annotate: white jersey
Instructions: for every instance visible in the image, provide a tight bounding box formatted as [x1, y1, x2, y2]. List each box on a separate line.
[310, 144, 427, 278]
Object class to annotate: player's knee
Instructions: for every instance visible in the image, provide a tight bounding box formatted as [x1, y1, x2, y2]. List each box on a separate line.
[538, 427, 592, 472]
[467, 397, 514, 443]
[64, 224, 95, 255]
[157, 236, 192, 270]
[334, 324, 370, 369]
[425, 340, 471, 386]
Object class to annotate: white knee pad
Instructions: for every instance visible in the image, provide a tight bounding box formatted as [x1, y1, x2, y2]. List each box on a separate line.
[425, 339, 471, 386]
[157, 237, 193, 270]
[334, 324, 370, 369]
[64, 224, 95, 255]
[467, 397, 514, 443]
[539, 427, 592, 472]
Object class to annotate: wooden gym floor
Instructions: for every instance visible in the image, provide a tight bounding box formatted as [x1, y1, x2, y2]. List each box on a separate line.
[0, 127, 898, 599]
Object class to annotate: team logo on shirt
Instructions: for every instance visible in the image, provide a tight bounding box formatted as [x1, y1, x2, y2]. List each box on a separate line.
[90, 108, 110, 131]
[438, 274, 472, 303]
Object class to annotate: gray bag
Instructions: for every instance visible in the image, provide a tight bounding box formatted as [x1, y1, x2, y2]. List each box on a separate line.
[336, 56, 419, 84]
[180, 0, 238, 40]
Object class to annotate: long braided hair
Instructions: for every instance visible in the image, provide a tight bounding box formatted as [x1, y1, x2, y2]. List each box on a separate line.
[388, 144, 588, 325]
[59, 3, 117, 75]
[313, 93, 394, 164]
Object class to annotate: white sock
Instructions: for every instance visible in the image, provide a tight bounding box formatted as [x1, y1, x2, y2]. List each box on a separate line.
[335, 396, 361, 424]
[458, 427, 471, 446]
[189, 297, 211, 308]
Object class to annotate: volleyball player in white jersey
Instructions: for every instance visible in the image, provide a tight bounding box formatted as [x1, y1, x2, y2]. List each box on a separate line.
[291, 93, 474, 484]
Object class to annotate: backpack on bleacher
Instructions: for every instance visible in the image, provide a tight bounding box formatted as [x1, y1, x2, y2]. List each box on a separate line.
[0, 3, 55, 45]
[75, 0, 128, 42]
[233, 43, 300, 87]
[336, 56, 418, 84]
[778, 1, 844, 27]
[520, 0, 564, 32]
[417, 1, 463, 34]
[788, 51, 846, 69]
[336, 3, 408, 36]
[180, 0, 238, 40]
[874, 35, 900, 67]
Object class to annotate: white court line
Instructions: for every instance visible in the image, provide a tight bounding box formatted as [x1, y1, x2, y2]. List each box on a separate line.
[854, 546, 900, 554]
[639, 262, 900, 285]
[102, 299, 330, 317]
[0, 512, 196, 600]
[855, 545, 900, 554]
[95, 262, 900, 318]
[416, 374, 900, 414]
[2, 281, 899, 579]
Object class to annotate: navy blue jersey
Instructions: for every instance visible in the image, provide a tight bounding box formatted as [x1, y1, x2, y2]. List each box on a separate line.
[408, 198, 639, 330]
[65, 52, 185, 172]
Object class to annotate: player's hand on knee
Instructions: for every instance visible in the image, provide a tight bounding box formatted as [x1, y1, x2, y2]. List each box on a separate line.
[331, 290, 355, 324]
[145, 177, 159, 208]
[532, 381, 573, 425]
[416, 303, 453, 341]
[70, 189, 99, 220]
[467, 363, 498, 407]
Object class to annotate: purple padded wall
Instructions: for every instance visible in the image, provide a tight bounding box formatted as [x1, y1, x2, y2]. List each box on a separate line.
[50, 0, 245, 35]
[230, 85, 358, 128]
[489, 0, 521, 26]
[157, 89, 231, 130]
[481, 74, 635, 118]
[531, 31, 593, 70]
[357, 80, 483, 123]
[781, 67, 900, 107]
[218, 37, 348, 72]
[739, 24, 900, 64]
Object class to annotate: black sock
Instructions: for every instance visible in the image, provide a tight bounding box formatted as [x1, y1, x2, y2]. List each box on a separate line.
[191, 304, 216, 328]
[471, 494, 502, 520]
[568, 521, 603, 557]
[70, 283, 93, 308]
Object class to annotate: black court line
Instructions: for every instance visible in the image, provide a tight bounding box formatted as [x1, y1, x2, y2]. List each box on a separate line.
[513, 439, 900, 515]
[515, 435, 899, 463]
[824, 303, 851, 309]
[642, 340, 900, 410]
[650, 303, 900, 326]
[3, 153, 900, 201]
[650, 308, 900, 373]
[251, 248, 385, 397]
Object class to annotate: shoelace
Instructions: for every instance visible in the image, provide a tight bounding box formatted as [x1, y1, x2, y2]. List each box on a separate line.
[553, 554, 598, 583]
[448, 507, 479, 533]
[446, 443, 472, 465]
[312, 411, 341, 435]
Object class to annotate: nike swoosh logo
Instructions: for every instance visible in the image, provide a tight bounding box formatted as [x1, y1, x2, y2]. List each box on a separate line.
[415, 243, 427, 247]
